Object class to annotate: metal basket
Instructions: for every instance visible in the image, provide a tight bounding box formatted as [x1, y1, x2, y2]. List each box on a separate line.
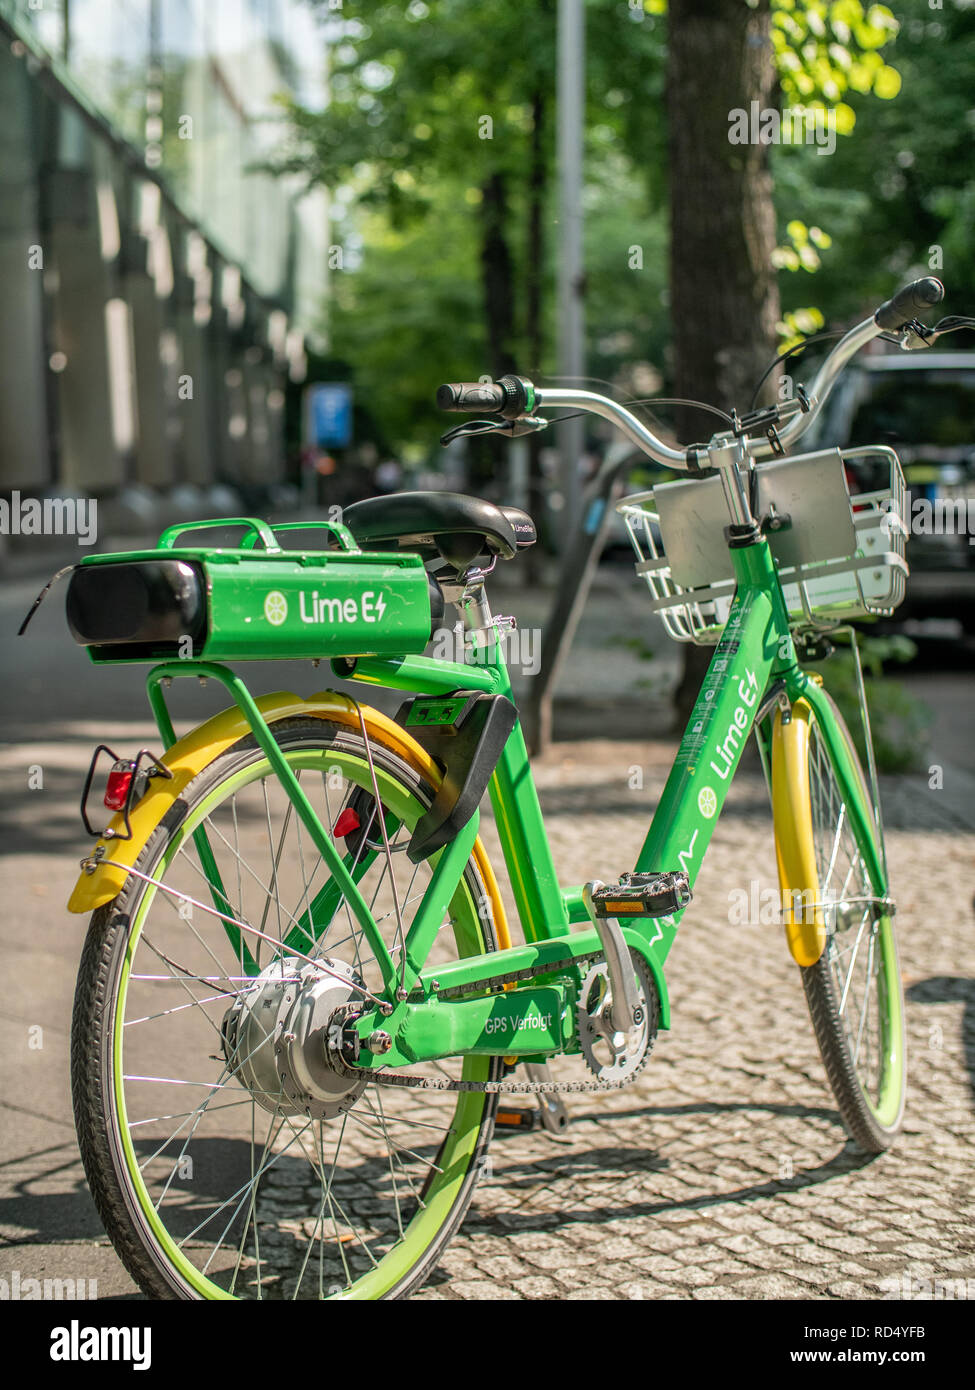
[617, 445, 908, 645]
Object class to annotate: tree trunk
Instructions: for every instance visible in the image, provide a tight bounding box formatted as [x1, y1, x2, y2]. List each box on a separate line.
[667, 0, 781, 727]
[481, 170, 517, 381]
[469, 170, 519, 492]
[525, 85, 547, 575]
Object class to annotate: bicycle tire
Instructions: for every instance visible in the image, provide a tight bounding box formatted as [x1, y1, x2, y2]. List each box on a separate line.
[71, 717, 501, 1299]
[773, 692, 906, 1153]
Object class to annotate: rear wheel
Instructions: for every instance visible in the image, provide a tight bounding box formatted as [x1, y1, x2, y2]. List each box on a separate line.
[71, 717, 501, 1299]
[773, 694, 906, 1153]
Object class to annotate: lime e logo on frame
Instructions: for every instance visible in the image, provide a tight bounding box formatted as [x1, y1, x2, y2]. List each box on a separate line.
[298, 590, 388, 625]
[264, 591, 289, 626]
[697, 786, 718, 819]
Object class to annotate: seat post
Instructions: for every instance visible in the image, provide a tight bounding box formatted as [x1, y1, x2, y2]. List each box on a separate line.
[458, 567, 497, 663]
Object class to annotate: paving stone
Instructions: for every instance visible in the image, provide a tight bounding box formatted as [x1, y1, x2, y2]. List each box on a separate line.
[445, 1280, 522, 1300]
[476, 1256, 530, 1281]
[665, 1265, 716, 1288]
[400, 752, 973, 1302]
[510, 1274, 562, 1298]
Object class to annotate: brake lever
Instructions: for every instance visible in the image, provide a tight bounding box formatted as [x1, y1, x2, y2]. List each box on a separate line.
[439, 415, 549, 446]
[900, 315, 975, 350]
[899, 319, 936, 351]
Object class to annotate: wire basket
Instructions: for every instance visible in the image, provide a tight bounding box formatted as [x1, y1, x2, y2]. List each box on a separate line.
[617, 445, 908, 645]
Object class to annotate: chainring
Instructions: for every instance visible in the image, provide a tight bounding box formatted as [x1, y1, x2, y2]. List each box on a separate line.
[576, 953, 658, 1083]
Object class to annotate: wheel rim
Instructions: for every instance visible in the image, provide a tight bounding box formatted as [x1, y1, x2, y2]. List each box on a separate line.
[107, 739, 494, 1299]
[806, 717, 904, 1128]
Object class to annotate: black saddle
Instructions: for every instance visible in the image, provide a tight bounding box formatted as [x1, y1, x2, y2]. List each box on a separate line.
[343, 491, 536, 571]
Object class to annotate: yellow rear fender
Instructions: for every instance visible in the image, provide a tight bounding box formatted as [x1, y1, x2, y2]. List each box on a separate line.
[770, 698, 827, 967]
[67, 692, 511, 949]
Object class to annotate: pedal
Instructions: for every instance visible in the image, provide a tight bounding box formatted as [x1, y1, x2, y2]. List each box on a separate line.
[587, 871, 691, 919]
[583, 871, 690, 1043]
[495, 1106, 541, 1131]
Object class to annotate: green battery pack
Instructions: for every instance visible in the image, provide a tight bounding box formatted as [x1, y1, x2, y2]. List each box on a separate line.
[64, 517, 439, 664]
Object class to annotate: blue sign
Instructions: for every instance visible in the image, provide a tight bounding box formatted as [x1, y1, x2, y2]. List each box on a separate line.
[307, 383, 353, 448]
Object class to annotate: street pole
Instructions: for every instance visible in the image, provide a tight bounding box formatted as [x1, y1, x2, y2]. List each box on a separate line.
[528, 444, 636, 753]
[557, 0, 584, 537]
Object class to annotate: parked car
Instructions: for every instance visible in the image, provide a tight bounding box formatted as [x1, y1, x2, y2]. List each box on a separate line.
[806, 349, 975, 632]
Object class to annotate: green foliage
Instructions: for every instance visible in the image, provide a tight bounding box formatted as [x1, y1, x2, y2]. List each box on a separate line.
[326, 202, 486, 452]
[279, 0, 971, 457]
[776, 305, 825, 352]
[774, 0, 975, 326]
[283, 0, 671, 452]
[771, 0, 901, 122]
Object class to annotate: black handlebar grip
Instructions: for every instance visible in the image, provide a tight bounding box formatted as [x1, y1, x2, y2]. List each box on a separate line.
[874, 277, 945, 331]
[436, 382, 506, 413]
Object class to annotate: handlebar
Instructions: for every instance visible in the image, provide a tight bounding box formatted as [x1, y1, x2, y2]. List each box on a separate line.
[532, 388, 687, 465]
[436, 278, 948, 471]
[874, 276, 944, 331]
[437, 375, 536, 419]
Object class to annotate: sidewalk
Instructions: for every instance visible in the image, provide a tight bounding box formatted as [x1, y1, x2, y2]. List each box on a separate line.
[413, 743, 975, 1300]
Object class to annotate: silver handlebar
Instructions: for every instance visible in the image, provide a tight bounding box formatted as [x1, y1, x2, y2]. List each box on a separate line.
[750, 315, 883, 459]
[535, 313, 889, 470]
[532, 386, 688, 466]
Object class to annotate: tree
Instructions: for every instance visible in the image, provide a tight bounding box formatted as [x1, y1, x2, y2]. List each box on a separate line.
[277, 0, 962, 733]
[773, 0, 975, 319]
[666, 0, 781, 723]
[661, 0, 902, 725]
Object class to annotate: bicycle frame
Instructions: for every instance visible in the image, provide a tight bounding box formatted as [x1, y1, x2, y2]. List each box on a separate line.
[121, 526, 886, 1073]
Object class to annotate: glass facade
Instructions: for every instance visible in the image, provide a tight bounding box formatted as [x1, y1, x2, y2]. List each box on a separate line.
[0, 0, 328, 506]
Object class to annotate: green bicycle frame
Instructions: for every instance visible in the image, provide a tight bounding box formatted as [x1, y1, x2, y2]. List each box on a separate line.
[144, 531, 886, 1069]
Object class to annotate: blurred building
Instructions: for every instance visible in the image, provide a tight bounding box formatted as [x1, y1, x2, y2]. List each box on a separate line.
[0, 0, 328, 530]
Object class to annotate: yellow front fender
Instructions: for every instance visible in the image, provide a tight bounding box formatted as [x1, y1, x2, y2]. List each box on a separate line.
[67, 691, 510, 949]
[771, 698, 827, 967]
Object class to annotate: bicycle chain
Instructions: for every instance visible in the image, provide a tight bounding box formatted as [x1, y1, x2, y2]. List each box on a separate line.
[360, 950, 657, 1096]
[369, 1069, 644, 1096]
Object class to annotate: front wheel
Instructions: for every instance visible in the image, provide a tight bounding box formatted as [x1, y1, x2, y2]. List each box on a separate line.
[71, 717, 502, 1299]
[772, 692, 906, 1153]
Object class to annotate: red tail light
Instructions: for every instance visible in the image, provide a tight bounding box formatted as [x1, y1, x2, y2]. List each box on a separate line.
[104, 760, 136, 811]
[333, 807, 361, 838]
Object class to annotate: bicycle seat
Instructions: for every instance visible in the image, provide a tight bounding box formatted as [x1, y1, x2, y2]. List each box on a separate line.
[344, 492, 535, 571]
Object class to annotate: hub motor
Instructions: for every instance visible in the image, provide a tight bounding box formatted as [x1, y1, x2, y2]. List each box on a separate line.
[221, 956, 368, 1120]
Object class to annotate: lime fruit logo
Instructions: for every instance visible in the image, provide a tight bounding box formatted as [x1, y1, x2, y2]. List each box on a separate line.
[697, 785, 718, 819]
[264, 591, 288, 626]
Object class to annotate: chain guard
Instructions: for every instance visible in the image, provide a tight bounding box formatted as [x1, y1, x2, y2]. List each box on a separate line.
[363, 950, 660, 1096]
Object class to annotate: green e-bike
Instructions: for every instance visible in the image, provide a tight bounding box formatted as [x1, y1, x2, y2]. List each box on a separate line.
[66, 278, 949, 1298]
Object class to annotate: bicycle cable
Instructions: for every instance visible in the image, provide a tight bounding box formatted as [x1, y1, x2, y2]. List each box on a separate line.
[748, 329, 847, 410]
[747, 317, 964, 410]
[914, 314, 975, 343]
[622, 396, 735, 426]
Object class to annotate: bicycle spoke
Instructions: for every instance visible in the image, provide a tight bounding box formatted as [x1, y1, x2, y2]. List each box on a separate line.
[103, 735, 494, 1297]
[807, 719, 889, 1104]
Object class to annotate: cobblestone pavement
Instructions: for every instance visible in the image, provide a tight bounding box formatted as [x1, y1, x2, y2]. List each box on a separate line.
[0, 729, 971, 1300]
[413, 740, 975, 1301]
